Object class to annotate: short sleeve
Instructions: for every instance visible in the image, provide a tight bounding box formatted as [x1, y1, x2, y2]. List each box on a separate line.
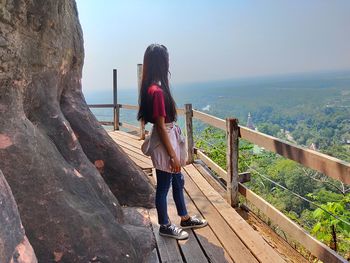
[152, 89, 166, 120]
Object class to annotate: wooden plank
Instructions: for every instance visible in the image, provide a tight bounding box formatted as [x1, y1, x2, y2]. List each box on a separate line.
[147, 248, 160, 263]
[112, 137, 149, 158]
[112, 137, 144, 153]
[226, 118, 239, 207]
[239, 126, 350, 185]
[108, 139, 151, 169]
[181, 178, 234, 263]
[109, 133, 144, 151]
[238, 184, 348, 263]
[192, 110, 226, 130]
[149, 209, 184, 263]
[197, 150, 227, 180]
[107, 130, 139, 140]
[122, 147, 152, 166]
[167, 191, 208, 263]
[126, 155, 152, 170]
[108, 131, 141, 149]
[121, 148, 153, 168]
[197, 151, 251, 184]
[184, 164, 285, 263]
[120, 104, 138, 110]
[182, 169, 259, 263]
[114, 140, 152, 164]
[109, 132, 143, 149]
[110, 130, 140, 141]
[120, 122, 140, 133]
[111, 143, 150, 168]
[117, 130, 143, 141]
[115, 132, 144, 147]
[194, 163, 226, 199]
[100, 121, 114, 126]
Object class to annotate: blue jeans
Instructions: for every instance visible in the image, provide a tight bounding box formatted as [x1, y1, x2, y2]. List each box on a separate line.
[155, 169, 188, 225]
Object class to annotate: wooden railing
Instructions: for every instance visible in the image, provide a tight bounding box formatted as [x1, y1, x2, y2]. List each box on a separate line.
[87, 68, 349, 263]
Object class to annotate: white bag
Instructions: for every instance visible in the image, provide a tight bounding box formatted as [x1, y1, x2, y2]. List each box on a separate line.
[141, 128, 160, 156]
[141, 123, 188, 167]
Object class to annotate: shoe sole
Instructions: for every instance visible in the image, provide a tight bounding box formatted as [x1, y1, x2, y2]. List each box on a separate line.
[181, 221, 208, 229]
[159, 232, 189, 240]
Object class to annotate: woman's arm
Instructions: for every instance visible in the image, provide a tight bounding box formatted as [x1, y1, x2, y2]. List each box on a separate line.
[155, 116, 181, 173]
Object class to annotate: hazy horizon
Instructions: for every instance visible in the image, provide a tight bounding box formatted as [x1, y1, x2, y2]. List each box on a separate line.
[76, 1, 350, 92]
[84, 69, 350, 94]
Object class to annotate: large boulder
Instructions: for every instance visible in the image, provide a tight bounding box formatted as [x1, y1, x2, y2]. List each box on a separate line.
[0, 0, 155, 261]
[0, 170, 37, 263]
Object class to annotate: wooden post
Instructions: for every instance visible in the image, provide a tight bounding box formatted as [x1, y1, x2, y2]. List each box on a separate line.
[113, 69, 119, 130]
[185, 103, 194, 163]
[226, 118, 239, 207]
[137, 64, 145, 139]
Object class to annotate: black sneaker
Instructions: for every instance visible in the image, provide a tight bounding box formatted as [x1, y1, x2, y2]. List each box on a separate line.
[180, 215, 208, 229]
[159, 224, 189, 240]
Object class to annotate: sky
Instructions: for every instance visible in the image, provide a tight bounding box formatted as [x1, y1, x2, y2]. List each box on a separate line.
[76, 0, 350, 92]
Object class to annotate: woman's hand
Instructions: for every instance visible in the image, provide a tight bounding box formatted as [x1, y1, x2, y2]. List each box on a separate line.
[170, 156, 181, 173]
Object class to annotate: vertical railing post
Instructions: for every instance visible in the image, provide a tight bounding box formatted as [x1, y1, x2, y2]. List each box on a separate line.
[185, 103, 194, 163]
[113, 69, 119, 130]
[226, 118, 239, 207]
[137, 64, 145, 139]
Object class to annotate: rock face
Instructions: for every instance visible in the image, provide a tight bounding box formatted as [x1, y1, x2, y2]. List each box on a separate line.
[0, 170, 37, 263]
[0, 0, 155, 262]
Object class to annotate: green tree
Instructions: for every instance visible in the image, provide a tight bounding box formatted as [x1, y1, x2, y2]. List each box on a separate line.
[310, 195, 350, 257]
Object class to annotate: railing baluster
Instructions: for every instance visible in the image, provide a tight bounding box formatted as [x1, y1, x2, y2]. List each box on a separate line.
[137, 64, 145, 139]
[113, 69, 119, 131]
[226, 118, 239, 207]
[185, 103, 194, 163]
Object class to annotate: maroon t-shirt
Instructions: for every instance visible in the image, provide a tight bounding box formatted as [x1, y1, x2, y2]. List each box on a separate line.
[147, 84, 171, 123]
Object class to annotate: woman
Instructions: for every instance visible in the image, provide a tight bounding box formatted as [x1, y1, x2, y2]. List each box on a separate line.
[138, 44, 207, 240]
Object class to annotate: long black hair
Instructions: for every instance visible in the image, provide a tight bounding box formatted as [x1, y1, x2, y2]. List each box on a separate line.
[137, 44, 177, 124]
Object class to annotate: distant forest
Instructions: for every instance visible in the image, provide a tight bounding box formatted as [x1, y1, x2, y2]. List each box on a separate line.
[193, 72, 350, 259]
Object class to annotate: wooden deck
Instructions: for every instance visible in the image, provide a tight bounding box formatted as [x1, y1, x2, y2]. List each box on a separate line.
[108, 130, 288, 263]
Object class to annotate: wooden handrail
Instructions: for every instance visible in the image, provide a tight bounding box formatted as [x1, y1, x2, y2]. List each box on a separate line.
[88, 103, 114, 108]
[120, 104, 138, 110]
[192, 109, 350, 185]
[192, 109, 226, 130]
[90, 103, 350, 184]
[88, 103, 185, 114]
[99, 121, 114, 126]
[239, 126, 350, 184]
